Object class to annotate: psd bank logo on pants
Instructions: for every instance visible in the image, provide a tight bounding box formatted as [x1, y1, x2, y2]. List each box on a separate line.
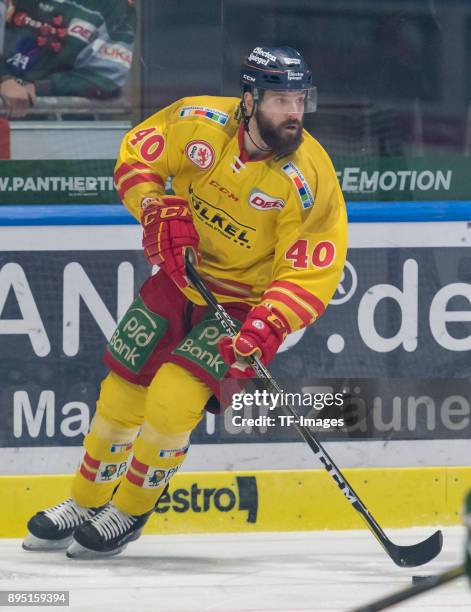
[107, 295, 168, 373]
[155, 476, 258, 523]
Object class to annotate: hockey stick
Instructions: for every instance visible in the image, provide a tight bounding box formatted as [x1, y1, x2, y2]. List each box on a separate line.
[184, 251, 443, 568]
[351, 564, 465, 611]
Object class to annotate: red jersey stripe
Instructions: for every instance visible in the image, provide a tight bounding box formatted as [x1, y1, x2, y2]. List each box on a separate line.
[263, 290, 312, 327]
[114, 161, 152, 183]
[269, 280, 325, 316]
[118, 173, 165, 201]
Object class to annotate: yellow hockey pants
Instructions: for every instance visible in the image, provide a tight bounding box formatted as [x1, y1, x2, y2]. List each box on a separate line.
[71, 363, 212, 515]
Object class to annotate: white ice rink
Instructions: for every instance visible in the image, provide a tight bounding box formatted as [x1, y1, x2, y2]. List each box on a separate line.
[0, 527, 468, 612]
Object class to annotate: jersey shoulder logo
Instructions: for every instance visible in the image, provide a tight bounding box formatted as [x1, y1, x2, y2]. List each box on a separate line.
[68, 18, 96, 43]
[179, 106, 229, 126]
[248, 189, 285, 211]
[185, 140, 215, 169]
[282, 162, 315, 209]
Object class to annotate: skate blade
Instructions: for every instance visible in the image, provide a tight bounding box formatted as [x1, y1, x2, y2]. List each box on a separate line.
[22, 533, 72, 551]
[66, 539, 128, 559]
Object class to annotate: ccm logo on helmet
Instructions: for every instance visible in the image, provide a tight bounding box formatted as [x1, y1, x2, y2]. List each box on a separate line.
[249, 189, 285, 211]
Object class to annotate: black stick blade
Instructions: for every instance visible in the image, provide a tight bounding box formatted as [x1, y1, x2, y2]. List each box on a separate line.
[388, 529, 443, 567]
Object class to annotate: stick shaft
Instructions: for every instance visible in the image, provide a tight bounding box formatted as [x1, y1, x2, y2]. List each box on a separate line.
[184, 252, 442, 568]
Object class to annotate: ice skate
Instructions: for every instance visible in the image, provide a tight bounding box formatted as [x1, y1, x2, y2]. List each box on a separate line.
[23, 498, 104, 551]
[66, 502, 152, 559]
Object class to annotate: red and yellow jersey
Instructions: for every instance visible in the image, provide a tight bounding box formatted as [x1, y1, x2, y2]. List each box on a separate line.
[114, 95, 348, 334]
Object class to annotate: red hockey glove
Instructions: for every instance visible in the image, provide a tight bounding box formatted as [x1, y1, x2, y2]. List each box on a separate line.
[219, 305, 289, 378]
[141, 197, 200, 289]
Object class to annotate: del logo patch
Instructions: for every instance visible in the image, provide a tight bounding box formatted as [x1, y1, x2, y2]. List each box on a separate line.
[282, 162, 315, 209]
[248, 189, 285, 211]
[185, 140, 215, 169]
[111, 442, 133, 453]
[159, 445, 189, 458]
[179, 106, 229, 126]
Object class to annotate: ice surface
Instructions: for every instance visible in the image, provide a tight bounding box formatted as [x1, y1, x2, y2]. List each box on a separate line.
[0, 527, 468, 612]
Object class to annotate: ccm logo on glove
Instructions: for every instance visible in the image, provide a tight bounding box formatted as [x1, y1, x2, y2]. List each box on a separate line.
[143, 205, 192, 223]
[141, 197, 200, 289]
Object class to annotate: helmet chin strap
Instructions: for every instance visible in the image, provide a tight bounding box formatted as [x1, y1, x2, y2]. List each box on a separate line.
[240, 94, 273, 154]
[246, 127, 272, 153]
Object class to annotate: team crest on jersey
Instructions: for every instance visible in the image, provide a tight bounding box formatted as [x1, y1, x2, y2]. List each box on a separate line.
[248, 189, 285, 211]
[179, 106, 229, 126]
[282, 162, 314, 209]
[185, 140, 215, 169]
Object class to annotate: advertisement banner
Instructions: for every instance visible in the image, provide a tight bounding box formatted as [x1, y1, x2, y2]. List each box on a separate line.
[333, 155, 464, 201]
[0, 223, 470, 451]
[3, 467, 471, 537]
[0, 160, 117, 204]
[0, 155, 469, 204]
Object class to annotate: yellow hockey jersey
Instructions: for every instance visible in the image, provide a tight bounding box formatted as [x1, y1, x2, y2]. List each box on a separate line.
[114, 95, 348, 334]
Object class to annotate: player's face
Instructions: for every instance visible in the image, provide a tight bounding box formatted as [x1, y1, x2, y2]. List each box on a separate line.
[255, 90, 305, 155]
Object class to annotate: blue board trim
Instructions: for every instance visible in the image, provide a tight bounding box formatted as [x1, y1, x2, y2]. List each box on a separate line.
[347, 200, 471, 222]
[0, 201, 470, 225]
[0, 204, 134, 226]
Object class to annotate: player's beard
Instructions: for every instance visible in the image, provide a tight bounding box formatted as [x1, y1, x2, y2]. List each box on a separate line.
[255, 107, 303, 156]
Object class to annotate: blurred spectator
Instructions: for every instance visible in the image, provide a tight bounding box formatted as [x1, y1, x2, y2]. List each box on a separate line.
[0, 0, 136, 118]
[0, 0, 5, 51]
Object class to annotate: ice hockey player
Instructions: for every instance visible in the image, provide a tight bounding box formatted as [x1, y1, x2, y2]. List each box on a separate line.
[23, 45, 348, 557]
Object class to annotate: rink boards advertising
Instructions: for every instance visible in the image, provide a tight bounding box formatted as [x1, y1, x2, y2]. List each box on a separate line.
[1, 203, 471, 532]
[0, 221, 470, 450]
[0, 155, 470, 204]
[1, 466, 469, 537]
